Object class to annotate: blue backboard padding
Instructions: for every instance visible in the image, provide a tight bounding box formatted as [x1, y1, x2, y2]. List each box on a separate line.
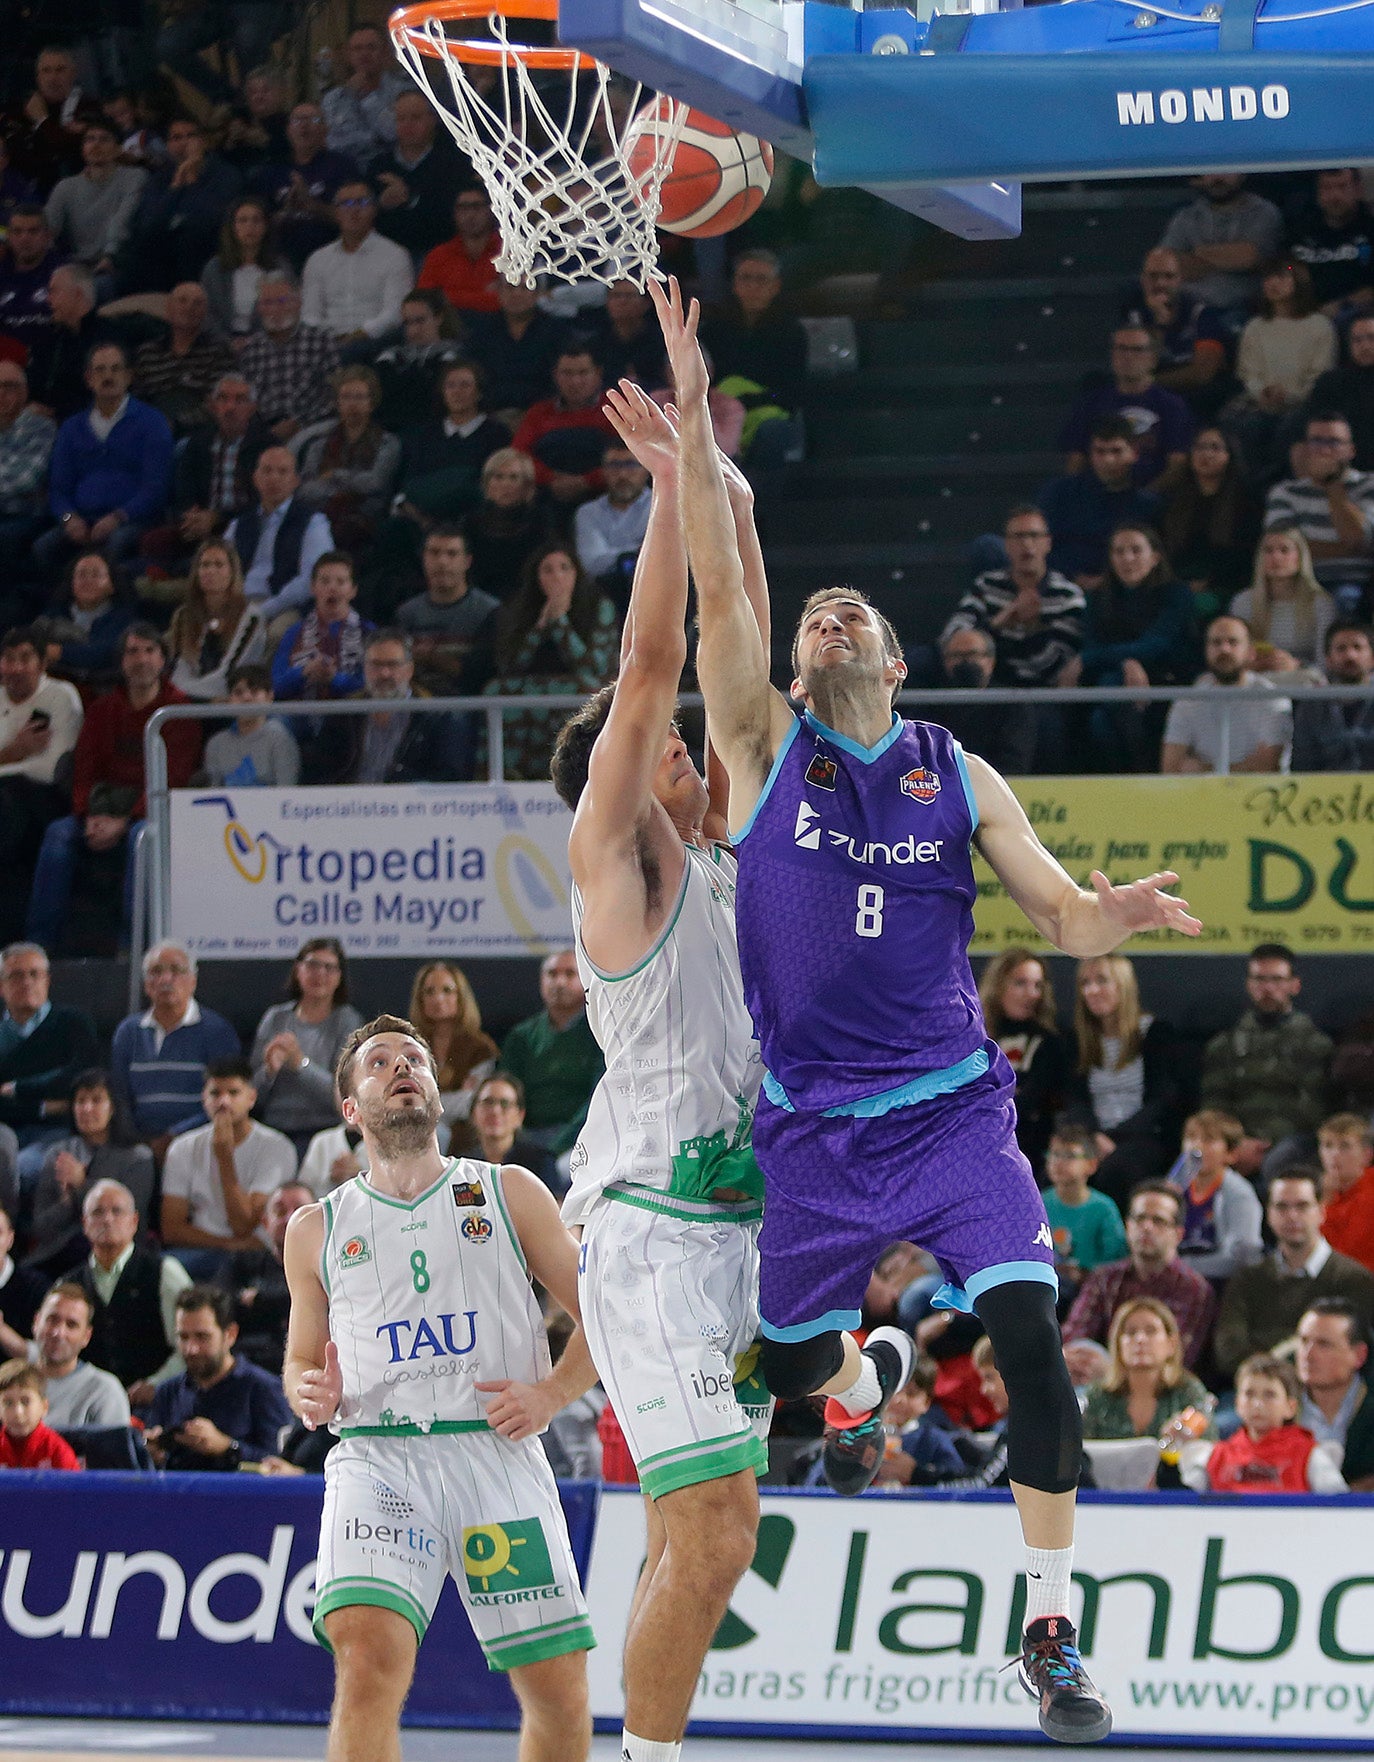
[808, 50, 1374, 187]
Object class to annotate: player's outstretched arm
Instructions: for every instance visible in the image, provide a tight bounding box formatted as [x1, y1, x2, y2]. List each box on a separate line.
[282, 1203, 342, 1429]
[967, 751, 1203, 954]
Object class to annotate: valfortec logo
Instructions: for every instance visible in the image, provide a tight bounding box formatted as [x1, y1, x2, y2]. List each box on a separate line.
[794, 801, 944, 866]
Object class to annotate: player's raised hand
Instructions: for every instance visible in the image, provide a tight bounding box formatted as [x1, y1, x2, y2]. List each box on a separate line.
[298, 1338, 343, 1430]
[603, 379, 679, 478]
[1090, 869, 1202, 939]
[647, 275, 709, 408]
[476, 1377, 558, 1441]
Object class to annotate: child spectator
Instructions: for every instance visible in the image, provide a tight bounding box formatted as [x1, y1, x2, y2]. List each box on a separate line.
[203, 664, 300, 788]
[1169, 1109, 1265, 1280]
[872, 1354, 969, 1487]
[270, 550, 371, 701]
[1042, 1124, 1127, 1291]
[1182, 1354, 1345, 1492]
[0, 1358, 80, 1469]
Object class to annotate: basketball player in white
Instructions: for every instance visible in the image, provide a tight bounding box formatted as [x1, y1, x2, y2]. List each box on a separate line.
[549, 381, 770, 1762]
[283, 1015, 597, 1762]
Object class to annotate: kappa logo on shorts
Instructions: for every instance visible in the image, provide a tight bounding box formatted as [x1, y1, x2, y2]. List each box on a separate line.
[1034, 1221, 1054, 1249]
[461, 1214, 493, 1244]
[462, 1518, 556, 1596]
[805, 753, 837, 791]
[339, 1235, 371, 1268]
[900, 766, 941, 803]
[451, 1178, 487, 1208]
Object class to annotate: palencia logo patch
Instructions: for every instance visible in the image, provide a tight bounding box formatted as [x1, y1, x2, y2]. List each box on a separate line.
[451, 1179, 487, 1209]
[900, 766, 941, 803]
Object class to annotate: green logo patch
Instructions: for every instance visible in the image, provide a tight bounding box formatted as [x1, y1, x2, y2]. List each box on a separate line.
[461, 1518, 555, 1594]
[339, 1235, 371, 1268]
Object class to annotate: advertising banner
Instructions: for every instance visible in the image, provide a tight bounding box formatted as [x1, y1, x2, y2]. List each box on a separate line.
[972, 773, 1374, 956]
[167, 784, 574, 960]
[0, 1472, 599, 1726]
[586, 1489, 1374, 1745]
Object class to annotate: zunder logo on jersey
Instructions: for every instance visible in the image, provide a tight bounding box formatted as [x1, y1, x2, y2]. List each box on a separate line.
[794, 801, 822, 848]
[900, 766, 941, 803]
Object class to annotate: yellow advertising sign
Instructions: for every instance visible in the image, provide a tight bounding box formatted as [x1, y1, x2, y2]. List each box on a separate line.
[972, 773, 1374, 956]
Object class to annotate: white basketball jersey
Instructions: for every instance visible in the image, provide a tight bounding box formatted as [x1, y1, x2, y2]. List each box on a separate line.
[321, 1157, 550, 1436]
[563, 841, 762, 1227]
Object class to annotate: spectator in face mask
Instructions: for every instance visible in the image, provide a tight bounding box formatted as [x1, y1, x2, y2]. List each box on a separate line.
[935, 627, 1038, 775]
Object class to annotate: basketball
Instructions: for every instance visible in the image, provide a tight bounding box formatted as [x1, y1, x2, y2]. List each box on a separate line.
[624, 97, 774, 237]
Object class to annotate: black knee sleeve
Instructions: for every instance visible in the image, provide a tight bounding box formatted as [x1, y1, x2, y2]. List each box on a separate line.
[760, 1330, 845, 1401]
[973, 1281, 1082, 1494]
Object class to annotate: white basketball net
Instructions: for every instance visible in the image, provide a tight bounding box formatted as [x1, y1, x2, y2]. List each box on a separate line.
[391, 10, 687, 288]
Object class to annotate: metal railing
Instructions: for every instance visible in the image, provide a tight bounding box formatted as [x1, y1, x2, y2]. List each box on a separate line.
[133, 680, 1374, 1000]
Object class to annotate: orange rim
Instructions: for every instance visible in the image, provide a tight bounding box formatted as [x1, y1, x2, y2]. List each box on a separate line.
[389, 0, 598, 69]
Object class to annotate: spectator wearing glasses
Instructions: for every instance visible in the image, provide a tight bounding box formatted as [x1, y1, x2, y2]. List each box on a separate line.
[1265, 411, 1374, 616]
[321, 24, 409, 166]
[237, 273, 341, 444]
[300, 180, 412, 349]
[1060, 325, 1194, 494]
[418, 186, 503, 316]
[253, 103, 360, 273]
[248, 939, 363, 1158]
[465, 1071, 556, 1193]
[109, 942, 239, 1155]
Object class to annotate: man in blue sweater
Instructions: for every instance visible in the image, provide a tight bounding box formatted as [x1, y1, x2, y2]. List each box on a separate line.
[110, 942, 239, 1160]
[33, 340, 173, 582]
[146, 1283, 292, 1471]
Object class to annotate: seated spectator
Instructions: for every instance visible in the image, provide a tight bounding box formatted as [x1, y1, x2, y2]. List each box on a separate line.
[110, 941, 239, 1155]
[417, 186, 502, 316]
[5, 48, 104, 194]
[146, 1282, 292, 1471]
[1064, 1181, 1218, 1368]
[500, 949, 603, 1158]
[270, 551, 370, 702]
[25, 261, 110, 423]
[469, 276, 567, 419]
[977, 947, 1068, 1174]
[933, 626, 1039, 776]
[219, 67, 292, 180]
[301, 627, 457, 784]
[1214, 1170, 1374, 1380]
[584, 278, 668, 390]
[1307, 312, 1374, 470]
[1169, 1108, 1264, 1280]
[1265, 411, 1374, 616]
[1318, 1112, 1374, 1273]
[1080, 1296, 1215, 1441]
[144, 372, 270, 578]
[1229, 261, 1336, 460]
[297, 1120, 366, 1197]
[253, 102, 359, 273]
[203, 662, 299, 787]
[0, 940, 98, 1150]
[945, 504, 1084, 689]
[0, 1203, 47, 1347]
[1291, 618, 1374, 770]
[321, 23, 408, 165]
[1181, 1353, 1344, 1493]
[43, 119, 144, 283]
[24, 1282, 130, 1429]
[1119, 246, 1229, 412]
[1039, 419, 1161, 588]
[301, 179, 411, 347]
[1296, 1297, 1374, 1487]
[225, 445, 335, 630]
[27, 1069, 154, 1278]
[0, 205, 64, 357]
[1061, 325, 1193, 493]
[1158, 173, 1284, 324]
[466, 1072, 556, 1192]
[168, 537, 267, 700]
[573, 438, 650, 597]
[222, 1179, 313, 1374]
[1042, 1125, 1126, 1307]
[395, 525, 498, 696]
[461, 445, 555, 599]
[1229, 525, 1336, 675]
[408, 960, 498, 1129]
[512, 344, 616, 505]
[1161, 613, 1290, 774]
[391, 358, 509, 548]
[1160, 427, 1262, 621]
[374, 290, 467, 438]
[1080, 522, 1199, 772]
[238, 272, 341, 443]
[0, 1357, 80, 1468]
[156, 0, 291, 114]
[249, 939, 363, 1158]
[26, 624, 200, 953]
[1065, 954, 1183, 1204]
[200, 195, 280, 343]
[74, 1176, 191, 1404]
[374, 92, 466, 261]
[161, 1058, 296, 1278]
[130, 281, 235, 436]
[483, 542, 619, 780]
[41, 550, 135, 696]
[292, 364, 400, 552]
[118, 116, 240, 295]
[1200, 943, 1333, 1178]
[0, 627, 83, 939]
[99, 91, 166, 173]
[698, 249, 807, 466]
[0, 359, 56, 599]
[1287, 168, 1374, 319]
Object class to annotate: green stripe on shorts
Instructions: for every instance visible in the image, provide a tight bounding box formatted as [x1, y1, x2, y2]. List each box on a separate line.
[312, 1577, 429, 1648]
[604, 1185, 763, 1225]
[639, 1431, 768, 1500]
[483, 1613, 597, 1671]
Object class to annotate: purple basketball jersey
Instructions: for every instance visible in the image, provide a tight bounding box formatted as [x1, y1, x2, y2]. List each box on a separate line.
[734, 710, 986, 1113]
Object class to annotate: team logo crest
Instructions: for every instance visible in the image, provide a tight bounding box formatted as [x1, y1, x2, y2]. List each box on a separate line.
[451, 1179, 487, 1208]
[339, 1235, 371, 1268]
[900, 766, 941, 803]
[805, 753, 837, 791]
[461, 1214, 494, 1244]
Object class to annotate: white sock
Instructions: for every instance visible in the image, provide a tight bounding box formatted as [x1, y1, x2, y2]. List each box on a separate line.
[829, 1349, 883, 1417]
[621, 1734, 682, 1762]
[1024, 1544, 1074, 1626]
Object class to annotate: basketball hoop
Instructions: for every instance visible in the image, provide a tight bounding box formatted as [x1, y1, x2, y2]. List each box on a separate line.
[389, 0, 686, 287]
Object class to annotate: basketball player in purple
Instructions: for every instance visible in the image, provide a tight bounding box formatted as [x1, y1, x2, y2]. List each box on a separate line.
[651, 277, 1202, 1745]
